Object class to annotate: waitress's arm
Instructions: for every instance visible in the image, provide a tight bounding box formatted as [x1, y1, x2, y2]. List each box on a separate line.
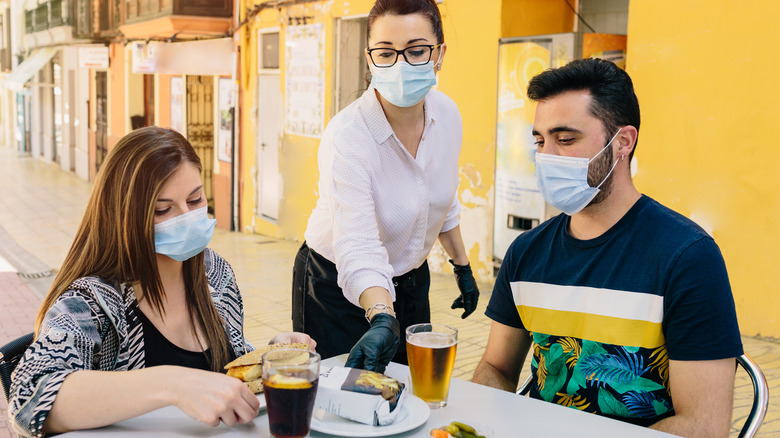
[358, 286, 395, 316]
[438, 225, 469, 265]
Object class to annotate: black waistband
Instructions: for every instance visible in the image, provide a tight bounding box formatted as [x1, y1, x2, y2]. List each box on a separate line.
[303, 241, 428, 287]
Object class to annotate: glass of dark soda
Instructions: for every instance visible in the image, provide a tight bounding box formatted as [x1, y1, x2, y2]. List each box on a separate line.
[262, 348, 320, 438]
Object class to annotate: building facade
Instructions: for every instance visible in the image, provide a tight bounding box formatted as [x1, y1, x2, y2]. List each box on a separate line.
[4, 0, 778, 337]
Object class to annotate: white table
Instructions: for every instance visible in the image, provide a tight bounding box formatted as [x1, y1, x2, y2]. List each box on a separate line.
[61, 357, 678, 438]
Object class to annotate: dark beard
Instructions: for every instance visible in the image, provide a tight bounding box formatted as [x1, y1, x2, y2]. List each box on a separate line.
[587, 143, 615, 207]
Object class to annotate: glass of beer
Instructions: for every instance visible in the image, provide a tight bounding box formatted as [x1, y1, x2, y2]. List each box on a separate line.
[406, 323, 458, 408]
[262, 348, 320, 438]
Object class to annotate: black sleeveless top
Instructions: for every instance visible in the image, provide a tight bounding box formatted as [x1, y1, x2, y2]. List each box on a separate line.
[138, 310, 212, 370]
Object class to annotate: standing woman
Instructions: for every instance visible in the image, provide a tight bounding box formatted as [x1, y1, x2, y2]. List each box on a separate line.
[292, 0, 479, 373]
[9, 127, 313, 437]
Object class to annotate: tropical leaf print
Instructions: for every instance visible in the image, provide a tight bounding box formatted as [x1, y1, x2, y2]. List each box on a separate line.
[652, 399, 673, 417]
[597, 388, 632, 418]
[539, 343, 569, 401]
[555, 392, 591, 410]
[557, 337, 581, 369]
[536, 349, 548, 391]
[532, 332, 550, 347]
[580, 339, 608, 358]
[623, 391, 671, 418]
[649, 345, 670, 387]
[579, 347, 652, 389]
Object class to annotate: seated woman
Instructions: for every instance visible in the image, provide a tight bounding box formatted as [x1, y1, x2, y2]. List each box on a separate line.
[8, 126, 314, 437]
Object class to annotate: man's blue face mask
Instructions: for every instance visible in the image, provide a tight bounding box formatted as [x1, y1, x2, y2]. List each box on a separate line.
[154, 206, 216, 262]
[534, 128, 623, 216]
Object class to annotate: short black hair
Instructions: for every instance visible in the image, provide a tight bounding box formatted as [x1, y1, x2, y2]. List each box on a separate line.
[527, 58, 640, 161]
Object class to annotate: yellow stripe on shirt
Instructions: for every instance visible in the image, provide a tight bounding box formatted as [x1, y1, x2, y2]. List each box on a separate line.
[512, 281, 666, 349]
[517, 305, 665, 349]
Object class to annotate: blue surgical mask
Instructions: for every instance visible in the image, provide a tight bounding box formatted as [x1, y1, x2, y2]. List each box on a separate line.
[535, 128, 622, 215]
[370, 61, 437, 107]
[154, 206, 216, 262]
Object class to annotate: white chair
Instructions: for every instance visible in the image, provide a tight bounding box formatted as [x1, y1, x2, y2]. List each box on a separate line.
[515, 353, 768, 437]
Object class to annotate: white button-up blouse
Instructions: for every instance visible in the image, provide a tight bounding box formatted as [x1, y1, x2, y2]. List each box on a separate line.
[304, 86, 463, 308]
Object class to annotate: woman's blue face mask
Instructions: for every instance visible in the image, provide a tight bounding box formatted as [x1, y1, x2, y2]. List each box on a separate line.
[154, 206, 216, 261]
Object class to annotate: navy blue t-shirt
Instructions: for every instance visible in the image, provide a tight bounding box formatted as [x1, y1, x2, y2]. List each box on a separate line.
[486, 195, 742, 426]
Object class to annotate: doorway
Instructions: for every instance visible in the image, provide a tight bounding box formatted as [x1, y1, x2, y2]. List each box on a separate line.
[256, 74, 281, 220]
[255, 30, 282, 221]
[186, 75, 215, 213]
[95, 71, 108, 173]
[334, 16, 368, 113]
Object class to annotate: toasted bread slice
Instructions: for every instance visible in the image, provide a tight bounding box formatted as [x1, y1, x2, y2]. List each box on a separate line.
[224, 342, 312, 369]
[245, 379, 264, 394]
[226, 364, 263, 382]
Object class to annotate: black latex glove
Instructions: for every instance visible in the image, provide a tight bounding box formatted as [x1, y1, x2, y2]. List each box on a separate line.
[450, 259, 480, 319]
[344, 312, 400, 374]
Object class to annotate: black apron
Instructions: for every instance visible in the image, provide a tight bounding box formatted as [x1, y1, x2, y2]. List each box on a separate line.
[292, 242, 430, 365]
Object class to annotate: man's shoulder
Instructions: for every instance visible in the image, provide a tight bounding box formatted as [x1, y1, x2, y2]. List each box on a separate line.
[505, 214, 565, 255]
[637, 196, 713, 244]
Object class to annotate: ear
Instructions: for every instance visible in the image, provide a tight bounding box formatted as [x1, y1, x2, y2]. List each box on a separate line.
[615, 125, 638, 159]
[435, 43, 447, 72]
[364, 50, 373, 74]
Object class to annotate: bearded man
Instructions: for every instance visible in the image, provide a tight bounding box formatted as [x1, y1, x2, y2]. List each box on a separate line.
[472, 58, 742, 438]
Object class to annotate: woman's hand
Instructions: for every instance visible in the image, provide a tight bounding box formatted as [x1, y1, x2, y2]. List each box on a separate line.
[166, 367, 260, 427]
[269, 331, 317, 350]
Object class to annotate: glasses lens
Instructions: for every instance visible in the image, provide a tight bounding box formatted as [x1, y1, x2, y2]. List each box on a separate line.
[371, 49, 398, 67]
[404, 46, 433, 65]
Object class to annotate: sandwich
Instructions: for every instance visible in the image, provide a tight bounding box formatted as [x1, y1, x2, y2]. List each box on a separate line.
[224, 342, 312, 393]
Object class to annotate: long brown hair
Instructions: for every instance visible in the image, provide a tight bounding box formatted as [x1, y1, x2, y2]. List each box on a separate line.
[36, 127, 231, 372]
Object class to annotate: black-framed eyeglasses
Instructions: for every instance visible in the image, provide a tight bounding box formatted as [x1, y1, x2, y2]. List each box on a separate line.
[366, 44, 442, 68]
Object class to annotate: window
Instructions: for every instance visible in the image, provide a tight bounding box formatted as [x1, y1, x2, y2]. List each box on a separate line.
[261, 32, 279, 69]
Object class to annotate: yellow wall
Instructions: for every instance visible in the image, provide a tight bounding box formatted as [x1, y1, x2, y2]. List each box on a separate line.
[502, 0, 575, 37]
[431, 1, 502, 278]
[240, 0, 506, 280]
[627, 2, 780, 337]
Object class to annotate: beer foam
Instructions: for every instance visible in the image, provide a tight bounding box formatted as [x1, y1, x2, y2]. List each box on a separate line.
[407, 332, 456, 348]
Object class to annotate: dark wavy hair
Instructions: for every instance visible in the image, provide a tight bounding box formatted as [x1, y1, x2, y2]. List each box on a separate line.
[367, 0, 444, 44]
[527, 58, 641, 161]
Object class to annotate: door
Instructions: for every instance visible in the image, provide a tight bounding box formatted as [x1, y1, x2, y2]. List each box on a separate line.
[187, 75, 215, 213]
[335, 17, 368, 113]
[95, 71, 108, 172]
[16, 92, 30, 154]
[67, 69, 76, 172]
[143, 74, 155, 127]
[256, 74, 281, 220]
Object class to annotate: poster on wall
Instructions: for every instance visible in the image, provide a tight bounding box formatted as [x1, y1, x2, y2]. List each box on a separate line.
[285, 23, 325, 137]
[583, 33, 627, 69]
[132, 42, 160, 73]
[493, 33, 578, 263]
[170, 77, 184, 135]
[217, 78, 234, 163]
[493, 40, 550, 262]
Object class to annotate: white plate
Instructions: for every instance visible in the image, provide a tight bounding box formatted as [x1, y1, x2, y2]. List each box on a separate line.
[310, 394, 430, 437]
[257, 394, 267, 412]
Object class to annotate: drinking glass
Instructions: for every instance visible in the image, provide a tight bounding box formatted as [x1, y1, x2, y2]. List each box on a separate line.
[262, 348, 320, 438]
[405, 323, 458, 408]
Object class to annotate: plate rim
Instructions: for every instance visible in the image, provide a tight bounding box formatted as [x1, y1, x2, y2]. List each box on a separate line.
[309, 394, 430, 437]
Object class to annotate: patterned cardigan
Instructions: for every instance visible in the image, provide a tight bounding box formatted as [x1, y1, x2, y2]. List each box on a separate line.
[8, 248, 253, 438]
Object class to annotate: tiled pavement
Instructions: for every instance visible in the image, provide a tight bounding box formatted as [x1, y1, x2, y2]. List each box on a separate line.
[0, 145, 777, 437]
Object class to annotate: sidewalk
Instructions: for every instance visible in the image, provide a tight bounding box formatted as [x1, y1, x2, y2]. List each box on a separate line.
[0, 145, 777, 437]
